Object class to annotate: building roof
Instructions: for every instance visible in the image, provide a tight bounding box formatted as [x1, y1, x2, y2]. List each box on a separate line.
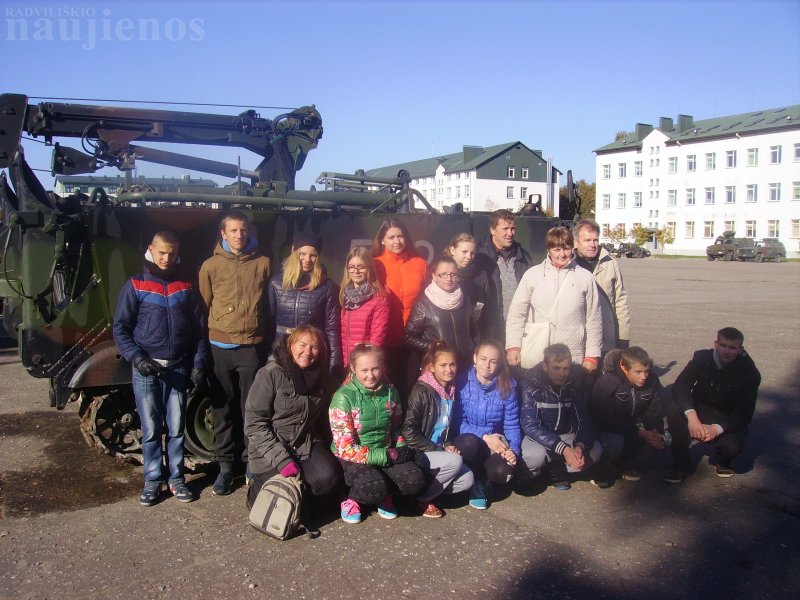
[55, 174, 218, 187]
[594, 104, 800, 154]
[366, 141, 559, 179]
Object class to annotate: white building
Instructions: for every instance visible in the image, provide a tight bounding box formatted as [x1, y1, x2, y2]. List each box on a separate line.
[594, 106, 800, 257]
[366, 142, 561, 214]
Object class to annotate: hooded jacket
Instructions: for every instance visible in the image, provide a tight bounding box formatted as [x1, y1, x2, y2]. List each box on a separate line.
[519, 363, 593, 454]
[198, 239, 271, 345]
[590, 349, 664, 436]
[244, 343, 337, 475]
[373, 250, 428, 347]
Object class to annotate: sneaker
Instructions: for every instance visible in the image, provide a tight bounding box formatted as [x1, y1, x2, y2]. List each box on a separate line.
[169, 481, 196, 503]
[469, 481, 489, 510]
[245, 468, 253, 487]
[663, 469, 688, 484]
[212, 470, 234, 496]
[377, 494, 398, 520]
[622, 469, 641, 482]
[546, 464, 571, 491]
[340, 498, 362, 524]
[715, 464, 735, 478]
[415, 501, 444, 518]
[139, 480, 162, 507]
[589, 478, 613, 489]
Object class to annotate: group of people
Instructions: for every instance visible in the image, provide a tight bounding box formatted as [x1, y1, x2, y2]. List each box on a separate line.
[112, 209, 761, 527]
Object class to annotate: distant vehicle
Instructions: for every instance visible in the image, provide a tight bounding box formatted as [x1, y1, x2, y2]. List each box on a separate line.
[616, 243, 651, 258]
[706, 231, 753, 261]
[600, 242, 616, 254]
[737, 238, 787, 262]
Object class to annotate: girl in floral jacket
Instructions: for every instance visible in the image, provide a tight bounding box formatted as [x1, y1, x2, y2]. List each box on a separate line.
[329, 344, 425, 524]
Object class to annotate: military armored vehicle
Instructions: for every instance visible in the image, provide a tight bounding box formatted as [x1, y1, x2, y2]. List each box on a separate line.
[737, 238, 787, 262]
[706, 231, 753, 261]
[0, 93, 561, 464]
[616, 243, 651, 258]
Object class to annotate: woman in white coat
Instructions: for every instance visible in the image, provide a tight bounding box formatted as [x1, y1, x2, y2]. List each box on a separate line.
[505, 227, 603, 373]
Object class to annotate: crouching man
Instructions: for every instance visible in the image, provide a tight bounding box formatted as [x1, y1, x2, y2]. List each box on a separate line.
[519, 344, 607, 490]
[664, 327, 760, 483]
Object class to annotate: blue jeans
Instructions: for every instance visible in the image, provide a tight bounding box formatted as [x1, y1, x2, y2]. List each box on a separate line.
[132, 365, 189, 484]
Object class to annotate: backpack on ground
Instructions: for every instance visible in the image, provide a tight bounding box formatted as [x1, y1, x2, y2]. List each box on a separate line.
[248, 474, 304, 540]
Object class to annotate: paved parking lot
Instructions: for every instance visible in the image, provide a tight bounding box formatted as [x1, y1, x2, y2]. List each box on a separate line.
[0, 258, 798, 600]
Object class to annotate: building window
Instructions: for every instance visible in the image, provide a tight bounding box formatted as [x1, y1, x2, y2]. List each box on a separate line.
[649, 178, 653, 187]
[655, 158, 660, 166]
[747, 148, 758, 166]
[704, 221, 714, 238]
[506, 186, 514, 199]
[447, 188, 452, 199]
[665, 222, 676, 239]
[507, 167, 515, 178]
[618, 163, 627, 178]
[521, 167, 529, 179]
[770, 145, 782, 164]
[745, 220, 756, 237]
[520, 187, 527, 200]
[654, 178, 659, 186]
[64, 184, 75, 193]
[668, 157, 677, 173]
[455, 186, 461, 199]
[793, 182, 800, 201]
[686, 155, 696, 172]
[617, 193, 626, 208]
[724, 220, 735, 232]
[649, 191, 654, 199]
[685, 222, 695, 238]
[725, 150, 737, 168]
[768, 220, 780, 237]
[603, 164, 611, 179]
[725, 186, 736, 204]
[602, 224, 611, 237]
[667, 189, 677, 206]
[649, 159, 654, 167]
[792, 219, 800, 238]
[464, 185, 470, 197]
[602, 194, 611, 210]
[616, 223, 626, 237]
[746, 184, 757, 203]
[705, 153, 716, 170]
[795, 143, 800, 161]
[686, 188, 695, 205]
[655, 191, 660, 198]
[634, 161, 642, 176]
[634, 192, 642, 207]
[769, 183, 781, 202]
[705, 187, 715, 204]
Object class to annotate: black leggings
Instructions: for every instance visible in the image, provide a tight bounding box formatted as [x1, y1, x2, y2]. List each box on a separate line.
[340, 459, 425, 505]
[247, 442, 342, 509]
[453, 433, 515, 484]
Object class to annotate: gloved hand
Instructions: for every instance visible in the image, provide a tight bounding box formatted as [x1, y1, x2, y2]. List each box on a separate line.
[387, 445, 414, 466]
[279, 461, 301, 478]
[133, 356, 159, 377]
[190, 367, 205, 390]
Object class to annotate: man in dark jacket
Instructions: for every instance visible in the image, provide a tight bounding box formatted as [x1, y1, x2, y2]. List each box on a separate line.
[113, 231, 208, 506]
[665, 327, 761, 483]
[475, 209, 533, 342]
[519, 344, 604, 490]
[199, 211, 271, 495]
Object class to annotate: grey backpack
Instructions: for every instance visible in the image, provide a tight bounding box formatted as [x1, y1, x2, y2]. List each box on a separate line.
[248, 474, 304, 540]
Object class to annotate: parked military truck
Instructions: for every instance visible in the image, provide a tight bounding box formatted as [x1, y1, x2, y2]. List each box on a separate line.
[0, 93, 561, 465]
[737, 238, 787, 262]
[706, 231, 753, 261]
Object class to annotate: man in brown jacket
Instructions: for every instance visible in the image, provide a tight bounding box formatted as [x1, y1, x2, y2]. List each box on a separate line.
[572, 219, 631, 353]
[199, 210, 271, 495]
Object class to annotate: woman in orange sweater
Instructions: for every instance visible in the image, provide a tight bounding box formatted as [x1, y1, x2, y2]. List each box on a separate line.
[372, 218, 428, 404]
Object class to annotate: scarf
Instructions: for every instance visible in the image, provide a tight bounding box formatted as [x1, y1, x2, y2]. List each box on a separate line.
[144, 249, 181, 280]
[275, 340, 323, 396]
[419, 369, 455, 401]
[573, 252, 599, 274]
[343, 282, 376, 311]
[424, 281, 463, 311]
[492, 240, 518, 263]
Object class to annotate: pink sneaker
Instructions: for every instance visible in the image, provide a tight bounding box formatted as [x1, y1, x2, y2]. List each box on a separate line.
[340, 499, 361, 524]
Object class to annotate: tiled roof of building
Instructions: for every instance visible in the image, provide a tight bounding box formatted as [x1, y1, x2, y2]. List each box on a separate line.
[594, 104, 800, 153]
[366, 142, 546, 179]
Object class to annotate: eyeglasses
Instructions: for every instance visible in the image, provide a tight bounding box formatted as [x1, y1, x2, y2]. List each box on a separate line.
[435, 273, 459, 280]
[347, 265, 367, 272]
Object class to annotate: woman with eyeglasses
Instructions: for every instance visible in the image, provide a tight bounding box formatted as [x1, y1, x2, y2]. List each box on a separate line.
[269, 232, 342, 372]
[404, 256, 478, 372]
[339, 246, 389, 367]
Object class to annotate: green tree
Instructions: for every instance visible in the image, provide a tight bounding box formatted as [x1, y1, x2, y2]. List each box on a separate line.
[655, 226, 675, 246]
[614, 130, 628, 142]
[606, 224, 628, 244]
[558, 179, 596, 220]
[630, 224, 651, 246]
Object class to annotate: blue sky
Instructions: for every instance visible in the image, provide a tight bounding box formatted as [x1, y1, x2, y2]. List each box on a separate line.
[2, 0, 798, 191]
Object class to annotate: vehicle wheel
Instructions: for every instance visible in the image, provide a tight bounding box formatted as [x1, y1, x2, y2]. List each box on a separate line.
[707, 255, 715, 261]
[755, 253, 764, 263]
[723, 251, 733, 262]
[184, 388, 216, 460]
[79, 389, 143, 464]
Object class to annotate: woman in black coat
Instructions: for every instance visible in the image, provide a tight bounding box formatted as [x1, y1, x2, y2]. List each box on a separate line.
[445, 233, 498, 340]
[404, 256, 478, 372]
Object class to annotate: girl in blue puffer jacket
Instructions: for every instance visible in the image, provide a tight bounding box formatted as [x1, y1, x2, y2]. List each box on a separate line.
[453, 339, 521, 510]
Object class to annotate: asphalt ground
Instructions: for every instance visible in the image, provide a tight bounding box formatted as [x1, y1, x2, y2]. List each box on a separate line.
[0, 258, 798, 600]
